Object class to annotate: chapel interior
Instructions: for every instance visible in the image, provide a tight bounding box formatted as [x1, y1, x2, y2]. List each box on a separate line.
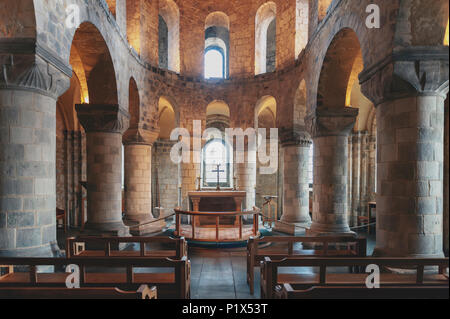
[0, 0, 449, 300]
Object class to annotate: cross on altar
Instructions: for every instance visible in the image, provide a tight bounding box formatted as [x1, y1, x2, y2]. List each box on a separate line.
[212, 164, 224, 190]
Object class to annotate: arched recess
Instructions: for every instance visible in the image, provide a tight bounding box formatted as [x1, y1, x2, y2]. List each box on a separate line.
[70, 22, 119, 105]
[317, 28, 364, 109]
[127, 0, 141, 53]
[206, 100, 230, 131]
[255, 2, 277, 75]
[294, 80, 307, 128]
[158, 96, 177, 140]
[204, 12, 230, 79]
[159, 0, 180, 73]
[255, 96, 276, 130]
[72, 22, 118, 104]
[0, 0, 36, 38]
[128, 78, 140, 129]
[295, 0, 309, 58]
[318, 0, 333, 22]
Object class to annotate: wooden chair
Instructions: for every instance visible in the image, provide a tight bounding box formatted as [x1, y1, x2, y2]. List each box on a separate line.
[0, 256, 191, 299]
[260, 256, 449, 299]
[66, 236, 187, 259]
[274, 284, 449, 299]
[247, 236, 367, 294]
[0, 285, 157, 299]
[56, 208, 67, 233]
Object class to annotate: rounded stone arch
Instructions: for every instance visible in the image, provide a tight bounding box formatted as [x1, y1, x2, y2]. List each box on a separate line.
[294, 79, 307, 128]
[128, 77, 140, 129]
[255, 96, 277, 130]
[0, 0, 36, 38]
[158, 96, 178, 140]
[206, 100, 231, 130]
[159, 0, 180, 73]
[255, 1, 277, 75]
[316, 27, 365, 109]
[205, 11, 230, 31]
[69, 22, 118, 105]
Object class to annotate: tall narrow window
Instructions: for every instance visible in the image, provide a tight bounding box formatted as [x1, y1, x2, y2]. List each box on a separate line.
[255, 2, 277, 75]
[202, 139, 232, 188]
[159, 15, 169, 69]
[204, 48, 225, 79]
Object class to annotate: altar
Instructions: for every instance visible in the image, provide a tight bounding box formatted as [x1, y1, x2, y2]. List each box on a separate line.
[188, 191, 246, 226]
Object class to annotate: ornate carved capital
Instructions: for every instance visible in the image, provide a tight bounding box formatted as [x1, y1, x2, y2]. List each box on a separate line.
[76, 104, 130, 134]
[279, 126, 312, 147]
[123, 127, 160, 146]
[306, 107, 358, 138]
[0, 39, 71, 98]
[360, 46, 449, 105]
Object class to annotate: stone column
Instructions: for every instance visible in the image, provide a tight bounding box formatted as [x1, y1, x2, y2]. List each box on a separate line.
[350, 132, 361, 227]
[0, 51, 70, 256]
[123, 128, 164, 235]
[305, 107, 358, 236]
[75, 104, 130, 237]
[236, 149, 257, 211]
[280, 130, 312, 225]
[444, 98, 449, 256]
[360, 47, 448, 257]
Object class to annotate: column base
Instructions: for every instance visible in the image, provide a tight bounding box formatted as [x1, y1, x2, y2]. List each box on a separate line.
[0, 244, 55, 258]
[273, 221, 308, 235]
[82, 221, 130, 237]
[372, 247, 445, 259]
[304, 225, 356, 249]
[124, 216, 167, 236]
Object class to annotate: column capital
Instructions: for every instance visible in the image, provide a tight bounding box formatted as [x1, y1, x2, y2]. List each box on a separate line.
[279, 126, 312, 147]
[75, 104, 130, 134]
[0, 40, 71, 99]
[360, 46, 449, 106]
[123, 127, 160, 146]
[306, 107, 358, 138]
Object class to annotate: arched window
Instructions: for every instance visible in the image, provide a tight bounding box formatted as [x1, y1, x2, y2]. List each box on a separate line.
[159, 0, 180, 72]
[204, 47, 225, 79]
[201, 139, 233, 188]
[205, 12, 230, 79]
[255, 2, 277, 75]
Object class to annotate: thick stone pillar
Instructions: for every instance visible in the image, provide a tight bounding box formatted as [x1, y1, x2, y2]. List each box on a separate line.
[0, 50, 70, 256]
[236, 150, 257, 211]
[360, 47, 448, 257]
[444, 98, 449, 256]
[305, 107, 358, 236]
[280, 130, 312, 225]
[75, 104, 130, 237]
[123, 128, 164, 235]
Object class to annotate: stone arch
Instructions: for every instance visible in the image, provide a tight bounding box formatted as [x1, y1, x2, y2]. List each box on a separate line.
[317, 28, 364, 109]
[70, 22, 118, 105]
[295, 0, 309, 58]
[255, 2, 277, 75]
[205, 12, 230, 79]
[158, 96, 177, 140]
[206, 100, 231, 130]
[159, 0, 180, 73]
[255, 96, 277, 130]
[128, 77, 140, 129]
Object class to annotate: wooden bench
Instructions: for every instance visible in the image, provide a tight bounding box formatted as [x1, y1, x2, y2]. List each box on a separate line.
[0, 284, 157, 299]
[274, 284, 449, 299]
[260, 257, 449, 298]
[247, 236, 367, 294]
[66, 236, 187, 259]
[0, 256, 190, 299]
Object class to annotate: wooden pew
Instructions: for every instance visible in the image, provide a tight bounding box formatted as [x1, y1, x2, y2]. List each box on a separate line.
[274, 284, 449, 299]
[260, 257, 449, 299]
[66, 236, 187, 259]
[0, 284, 157, 299]
[247, 236, 367, 294]
[0, 256, 190, 299]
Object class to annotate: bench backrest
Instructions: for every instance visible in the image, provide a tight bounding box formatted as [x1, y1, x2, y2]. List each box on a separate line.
[0, 256, 190, 299]
[66, 236, 187, 259]
[248, 236, 367, 260]
[276, 284, 449, 299]
[0, 284, 157, 299]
